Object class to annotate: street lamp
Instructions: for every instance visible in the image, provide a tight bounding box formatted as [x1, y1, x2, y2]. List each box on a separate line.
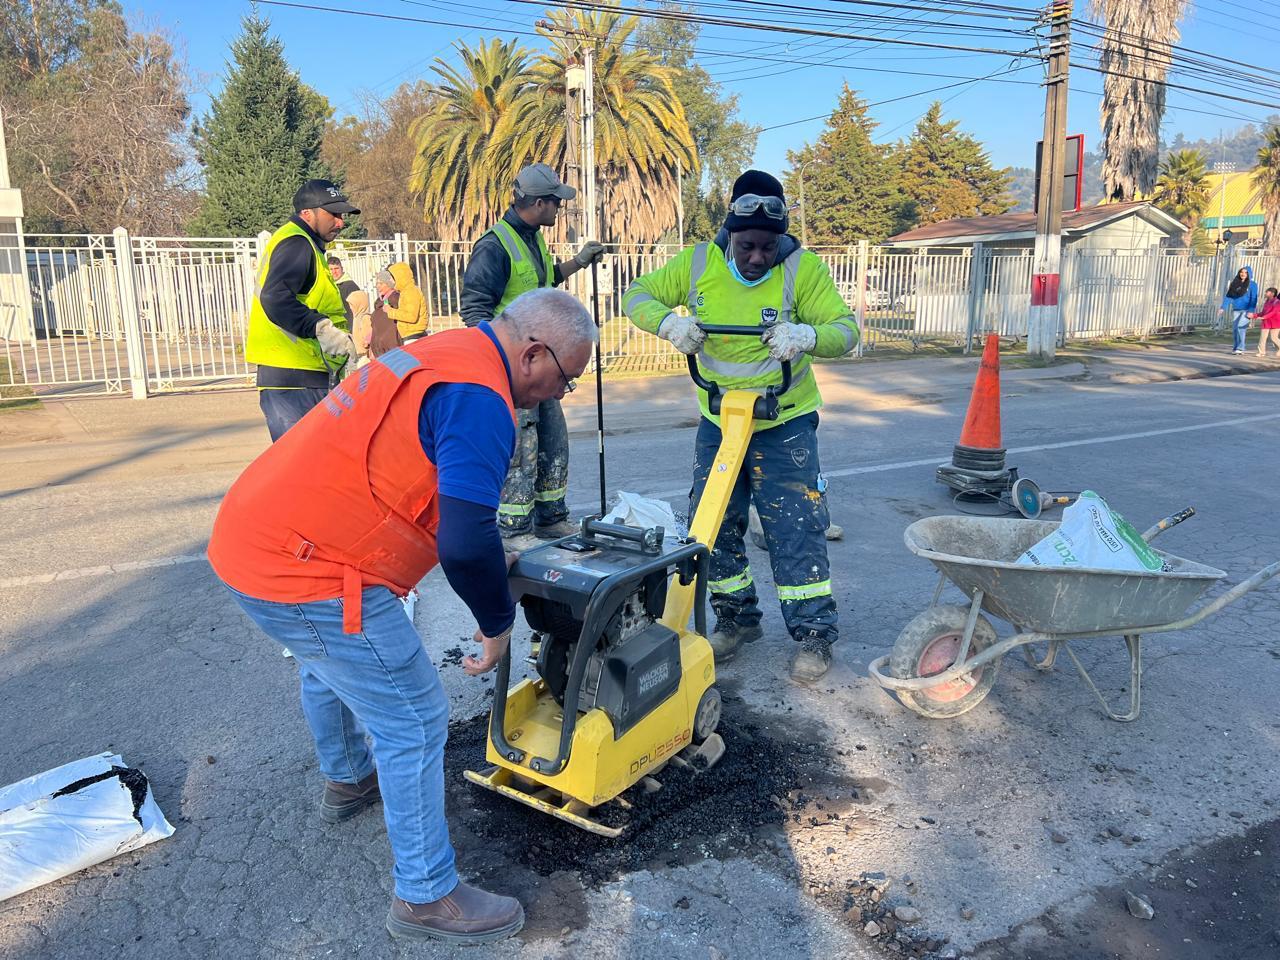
[1212, 161, 1236, 247]
[795, 158, 819, 246]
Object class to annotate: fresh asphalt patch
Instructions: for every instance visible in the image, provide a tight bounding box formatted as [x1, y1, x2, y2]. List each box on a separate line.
[442, 689, 961, 956]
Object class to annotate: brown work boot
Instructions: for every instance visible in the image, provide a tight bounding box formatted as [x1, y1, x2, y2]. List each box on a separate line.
[318, 771, 380, 823]
[789, 637, 833, 684]
[707, 619, 764, 662]
[386, 883, 525, 944]
[501, 530, 542, 553]
[534, 518, 578, 539]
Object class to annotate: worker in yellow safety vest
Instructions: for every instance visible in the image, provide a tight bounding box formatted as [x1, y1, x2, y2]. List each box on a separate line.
[246, 179, 360, 442]
[622, 170, 859, 683]
[460, 163, 605, 547]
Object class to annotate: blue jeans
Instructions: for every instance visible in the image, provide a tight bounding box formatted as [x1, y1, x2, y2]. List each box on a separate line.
[259, 387, 330, 442]
[1231, 310, 1249, 352]
[226, 584, 457, 903]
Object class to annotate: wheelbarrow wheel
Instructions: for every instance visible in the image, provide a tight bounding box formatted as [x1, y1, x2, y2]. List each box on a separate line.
[889, 604, 1000, 719]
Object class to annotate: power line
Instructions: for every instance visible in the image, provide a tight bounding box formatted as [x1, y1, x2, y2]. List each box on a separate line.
[756, 62, 1037, 133]
[500, 0, 1047, 58]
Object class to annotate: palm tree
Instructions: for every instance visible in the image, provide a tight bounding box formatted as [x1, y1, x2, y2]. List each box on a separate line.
[1255, 124, 1280, 254]
[408, 38, 534, 241]
[410, 11, 696, 244]
[499, 8, 697, 244]
[1153, 149, 1212, 251]
[1091, 0, 1189, 201]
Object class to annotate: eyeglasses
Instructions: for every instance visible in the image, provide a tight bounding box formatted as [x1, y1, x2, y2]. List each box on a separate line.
[531, 338, 576, 392]
[538, 195, 563, 208]
[728, 193, 788, 220]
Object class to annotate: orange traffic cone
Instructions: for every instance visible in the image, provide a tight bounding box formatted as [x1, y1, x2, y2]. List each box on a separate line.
[956, 334, 1003, 455]
[938, 334, 1008, 488]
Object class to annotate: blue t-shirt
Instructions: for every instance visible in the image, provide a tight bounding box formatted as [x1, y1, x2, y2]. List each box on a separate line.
[417, 322, 516, 507]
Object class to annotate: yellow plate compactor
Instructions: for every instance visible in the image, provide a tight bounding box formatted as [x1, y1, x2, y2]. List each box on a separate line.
[465, 326, 792, 836]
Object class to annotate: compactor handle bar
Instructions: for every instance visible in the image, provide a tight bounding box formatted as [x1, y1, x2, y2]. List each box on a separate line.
[685, 324, 791, 421]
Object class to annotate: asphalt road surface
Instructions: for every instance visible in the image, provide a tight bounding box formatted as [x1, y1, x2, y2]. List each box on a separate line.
[2, 368, 1278, 960]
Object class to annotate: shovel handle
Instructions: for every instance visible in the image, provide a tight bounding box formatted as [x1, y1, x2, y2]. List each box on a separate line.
[1142, 506, 1195, 542]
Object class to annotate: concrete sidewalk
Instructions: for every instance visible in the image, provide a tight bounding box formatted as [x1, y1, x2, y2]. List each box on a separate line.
[1, 340, 1276, 492]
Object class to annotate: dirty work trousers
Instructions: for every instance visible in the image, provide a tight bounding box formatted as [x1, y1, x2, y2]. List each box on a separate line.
[689, 412, 838, 646]
[259, 387, 329, 443]
[497, 398, 570, 536]
[225, 584, 458, 905]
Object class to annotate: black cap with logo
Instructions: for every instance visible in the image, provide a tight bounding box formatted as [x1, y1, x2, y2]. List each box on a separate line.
[293, 179, 360, 216]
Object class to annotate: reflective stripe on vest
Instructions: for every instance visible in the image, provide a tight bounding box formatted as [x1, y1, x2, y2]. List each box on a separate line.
[208, 328, 517, 634]
[245, 220, 348, 372]
[691, 244, 819, 427]
[487, 219, 555, 317]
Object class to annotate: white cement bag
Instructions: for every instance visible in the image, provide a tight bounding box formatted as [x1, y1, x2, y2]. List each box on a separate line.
[0, 753, 175, 902]
[603, 491, 686, 538]
[1018, 491, 1166, 572]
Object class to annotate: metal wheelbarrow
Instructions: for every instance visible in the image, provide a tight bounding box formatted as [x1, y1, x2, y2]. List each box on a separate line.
[868, 508, 1280, 722]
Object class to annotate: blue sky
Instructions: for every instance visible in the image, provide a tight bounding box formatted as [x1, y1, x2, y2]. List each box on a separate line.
[138, 0, 1277, 177]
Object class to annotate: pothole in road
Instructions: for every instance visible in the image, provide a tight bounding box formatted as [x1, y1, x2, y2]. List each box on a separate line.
[443, 694, 890, 941]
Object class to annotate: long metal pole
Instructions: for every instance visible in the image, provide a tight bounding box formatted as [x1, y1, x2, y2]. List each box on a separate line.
[591, 260, 606, 517]
[1029, 0, 1071, 360]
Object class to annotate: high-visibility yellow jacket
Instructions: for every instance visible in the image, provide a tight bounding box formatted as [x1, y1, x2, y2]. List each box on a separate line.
[245, 220, 348, 376]
[622, 235, 858, 430]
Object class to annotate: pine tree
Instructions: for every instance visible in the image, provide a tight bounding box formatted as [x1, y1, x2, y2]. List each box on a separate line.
[895, 102, 1013, 228]
[785, 85, 907, 244]
[189, 9, 330, 236]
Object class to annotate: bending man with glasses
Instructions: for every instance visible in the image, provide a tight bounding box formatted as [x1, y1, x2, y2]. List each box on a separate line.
[460, 163, 605, 550]
[622, 170, 859, 684]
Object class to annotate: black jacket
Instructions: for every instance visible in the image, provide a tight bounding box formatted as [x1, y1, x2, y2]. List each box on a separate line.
[256, 216, 334, 389]
[459, 208, 565, 327]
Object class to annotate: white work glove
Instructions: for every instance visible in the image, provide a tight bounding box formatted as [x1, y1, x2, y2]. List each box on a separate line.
[657, 313, 707, 355]
[574, 240, 606, 267]
[761, 322, 816, 362]
[314, 318, 358, 369]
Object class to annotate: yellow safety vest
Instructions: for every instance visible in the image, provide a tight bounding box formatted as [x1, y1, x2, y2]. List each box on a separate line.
[245, 220, 348, 374]
[485, 219, 556, 317]
[686, 243, 822, 430]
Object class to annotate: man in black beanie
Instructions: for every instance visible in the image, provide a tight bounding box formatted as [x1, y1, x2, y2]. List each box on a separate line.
[621, 170, 859, 683]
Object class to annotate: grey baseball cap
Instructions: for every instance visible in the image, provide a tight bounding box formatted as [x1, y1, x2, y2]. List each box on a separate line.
[514, 163, 576, 200]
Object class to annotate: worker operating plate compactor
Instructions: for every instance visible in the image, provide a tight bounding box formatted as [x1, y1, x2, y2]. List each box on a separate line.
[465, 325, 792, 836]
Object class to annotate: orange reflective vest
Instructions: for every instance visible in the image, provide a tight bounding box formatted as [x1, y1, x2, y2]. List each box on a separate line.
[208, 327, 516, 633]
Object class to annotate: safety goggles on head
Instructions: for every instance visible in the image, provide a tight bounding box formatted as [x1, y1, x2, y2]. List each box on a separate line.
[728, 193, 788, 220]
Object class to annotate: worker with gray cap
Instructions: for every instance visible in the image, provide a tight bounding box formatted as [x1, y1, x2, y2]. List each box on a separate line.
[460, 162, 605, 547]
[246, 178, 361, 442]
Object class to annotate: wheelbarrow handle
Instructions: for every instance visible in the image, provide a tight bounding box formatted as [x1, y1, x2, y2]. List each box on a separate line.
[1142, 506, 1195, 542]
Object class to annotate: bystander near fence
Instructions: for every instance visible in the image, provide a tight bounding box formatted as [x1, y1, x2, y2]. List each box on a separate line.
[0, 229, 1275, 398]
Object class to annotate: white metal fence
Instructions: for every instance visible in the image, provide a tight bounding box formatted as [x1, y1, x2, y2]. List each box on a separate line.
[2, 228, 1274, 399]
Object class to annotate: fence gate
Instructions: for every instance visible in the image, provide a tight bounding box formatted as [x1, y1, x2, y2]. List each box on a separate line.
[3, 235, 131, 397]
[131, 236, 256, 392]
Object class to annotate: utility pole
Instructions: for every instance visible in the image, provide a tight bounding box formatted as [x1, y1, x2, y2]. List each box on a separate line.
[550, 20, 597, 245]
[1029, 0, 1071, 360]
[565, 57, 583, 246]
